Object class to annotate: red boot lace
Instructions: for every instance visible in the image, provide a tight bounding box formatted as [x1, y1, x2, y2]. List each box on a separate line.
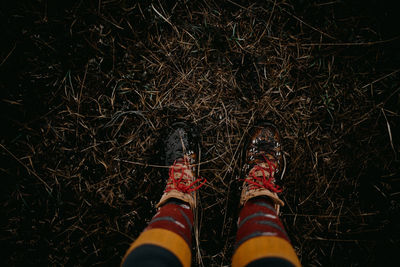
[165, 157, 207, 193]
[244, 154, 282, 193]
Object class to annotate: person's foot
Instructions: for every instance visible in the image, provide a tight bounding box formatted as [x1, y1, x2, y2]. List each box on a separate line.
[156, 122, 206, 210]
[240, 122, 284, 212]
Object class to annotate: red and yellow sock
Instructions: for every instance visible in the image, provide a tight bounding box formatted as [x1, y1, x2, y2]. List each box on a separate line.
[232, 197, 301, 267]
[122, 199, 193, 267]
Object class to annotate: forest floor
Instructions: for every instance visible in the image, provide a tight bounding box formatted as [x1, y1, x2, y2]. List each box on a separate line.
[1, 0, 399, 266]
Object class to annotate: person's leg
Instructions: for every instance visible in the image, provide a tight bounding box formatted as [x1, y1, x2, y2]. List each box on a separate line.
[122, 123, 206, 267]
[232, 197, 299, 267]
[232, 123, 301, 267]
[122, 199, 193, 267]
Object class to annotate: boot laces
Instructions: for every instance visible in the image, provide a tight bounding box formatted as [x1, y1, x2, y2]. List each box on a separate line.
[244, 154, 282, 193]
[165, 157, 207, 193]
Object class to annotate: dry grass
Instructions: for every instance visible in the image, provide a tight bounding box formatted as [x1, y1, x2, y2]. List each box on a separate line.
[1, 0, 399, 266]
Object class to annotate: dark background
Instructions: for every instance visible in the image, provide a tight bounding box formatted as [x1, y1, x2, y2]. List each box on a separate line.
[1, 0, 399, 266]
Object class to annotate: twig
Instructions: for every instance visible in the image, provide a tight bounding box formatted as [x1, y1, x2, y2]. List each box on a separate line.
[116, 151, 228, 168]
[0, 43, 16, 67]
[0, 144, 52, 192]
[282, 8, 336, 40]
[292, 36, 399, 47]
[362, 69, 400, 88]
[151, 4, 180, 36]
[381, 108, 397, 160]
[194, 143, 204, 267]
[220, 111, 256, 235]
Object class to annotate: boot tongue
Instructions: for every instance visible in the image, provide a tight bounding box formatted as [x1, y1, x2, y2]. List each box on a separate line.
[250, 153, 276, 165]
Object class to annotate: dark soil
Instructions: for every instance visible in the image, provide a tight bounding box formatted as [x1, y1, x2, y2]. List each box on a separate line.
[1, 0, 399, 266]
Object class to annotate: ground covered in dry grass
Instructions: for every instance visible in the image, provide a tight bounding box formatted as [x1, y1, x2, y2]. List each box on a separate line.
[1, 0, 399, 266]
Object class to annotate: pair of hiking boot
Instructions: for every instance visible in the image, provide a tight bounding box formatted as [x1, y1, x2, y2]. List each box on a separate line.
[156, 122, 284, 212]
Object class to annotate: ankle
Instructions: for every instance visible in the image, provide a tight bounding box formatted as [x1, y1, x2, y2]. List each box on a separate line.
[248, 196, 275, 206]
